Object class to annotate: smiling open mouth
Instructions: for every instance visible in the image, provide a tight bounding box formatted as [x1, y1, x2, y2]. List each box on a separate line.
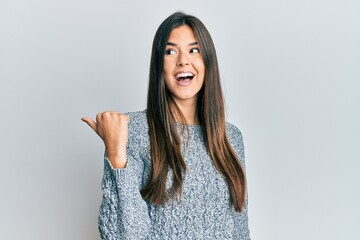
[175, 72, 195, 81]
[175, 72, 194, 86]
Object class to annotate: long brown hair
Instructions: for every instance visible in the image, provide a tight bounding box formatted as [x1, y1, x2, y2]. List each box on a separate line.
[141, 12, 247, 212]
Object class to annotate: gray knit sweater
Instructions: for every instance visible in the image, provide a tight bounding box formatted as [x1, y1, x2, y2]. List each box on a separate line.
[98, 109, 250, 239]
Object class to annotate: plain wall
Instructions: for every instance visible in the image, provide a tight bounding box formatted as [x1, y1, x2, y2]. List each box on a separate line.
[1, 0, 359, 239]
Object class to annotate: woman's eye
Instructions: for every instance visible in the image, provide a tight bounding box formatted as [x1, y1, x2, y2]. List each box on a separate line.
[165, 49, 176, 55]
[190, 48, 200, 54]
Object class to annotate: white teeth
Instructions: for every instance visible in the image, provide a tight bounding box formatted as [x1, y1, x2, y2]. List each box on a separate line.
[176, 72, 194, 78]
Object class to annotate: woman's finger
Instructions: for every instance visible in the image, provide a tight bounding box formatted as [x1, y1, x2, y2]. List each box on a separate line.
[81, 117, 98, 133]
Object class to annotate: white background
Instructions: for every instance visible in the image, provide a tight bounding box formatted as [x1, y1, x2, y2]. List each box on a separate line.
[1, 0, 359, 239]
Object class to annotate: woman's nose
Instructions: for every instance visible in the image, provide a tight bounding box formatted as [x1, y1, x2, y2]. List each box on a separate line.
[176, 52, 189, 66]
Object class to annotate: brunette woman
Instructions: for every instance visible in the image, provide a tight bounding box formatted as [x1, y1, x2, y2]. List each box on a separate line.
[82, 11, 250, 239]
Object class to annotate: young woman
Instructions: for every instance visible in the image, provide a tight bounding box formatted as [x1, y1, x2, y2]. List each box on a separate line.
[82, 12, 250, 239]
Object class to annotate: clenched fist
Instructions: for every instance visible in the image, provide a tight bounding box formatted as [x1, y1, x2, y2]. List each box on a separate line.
[81, 111, 129, 169]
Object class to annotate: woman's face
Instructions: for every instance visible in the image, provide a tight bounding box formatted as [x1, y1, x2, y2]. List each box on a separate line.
[163, 25, 205, 107]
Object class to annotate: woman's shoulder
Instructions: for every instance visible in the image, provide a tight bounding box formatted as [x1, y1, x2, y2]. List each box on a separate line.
[225, 121, 244, 142]
[124, 109, 148, 131]
[124, 109, 147, 119]
[120, 109, 148, 142]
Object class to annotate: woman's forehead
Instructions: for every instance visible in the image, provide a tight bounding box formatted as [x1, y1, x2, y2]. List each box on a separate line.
[167, 25, 197, 44]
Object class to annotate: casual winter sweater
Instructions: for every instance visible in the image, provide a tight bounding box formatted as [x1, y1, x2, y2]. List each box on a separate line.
[98, 109, 250, 239]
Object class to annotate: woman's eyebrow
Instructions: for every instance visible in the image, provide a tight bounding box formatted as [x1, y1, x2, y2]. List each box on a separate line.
[166, 42, 199, 46]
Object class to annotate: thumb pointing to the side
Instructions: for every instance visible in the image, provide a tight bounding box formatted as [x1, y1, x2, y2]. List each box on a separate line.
[81, 117, 97, 133]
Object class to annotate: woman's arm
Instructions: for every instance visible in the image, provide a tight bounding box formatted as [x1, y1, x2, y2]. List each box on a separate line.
[98, 148, 151, 240]
[227, 123, 251, 239]
[82, 111, 151, 239]
[236, 127, 251, 239]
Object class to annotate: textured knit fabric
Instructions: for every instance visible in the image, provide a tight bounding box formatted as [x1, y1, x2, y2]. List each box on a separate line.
[98, 109, 250, 239]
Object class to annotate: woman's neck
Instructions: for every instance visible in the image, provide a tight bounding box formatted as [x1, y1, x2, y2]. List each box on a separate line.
[172, 101, 199, 125]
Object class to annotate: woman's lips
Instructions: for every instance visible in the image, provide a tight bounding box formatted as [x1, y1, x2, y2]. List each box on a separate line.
[176, 77, 193, 86]
[174, 71, 195, 86]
